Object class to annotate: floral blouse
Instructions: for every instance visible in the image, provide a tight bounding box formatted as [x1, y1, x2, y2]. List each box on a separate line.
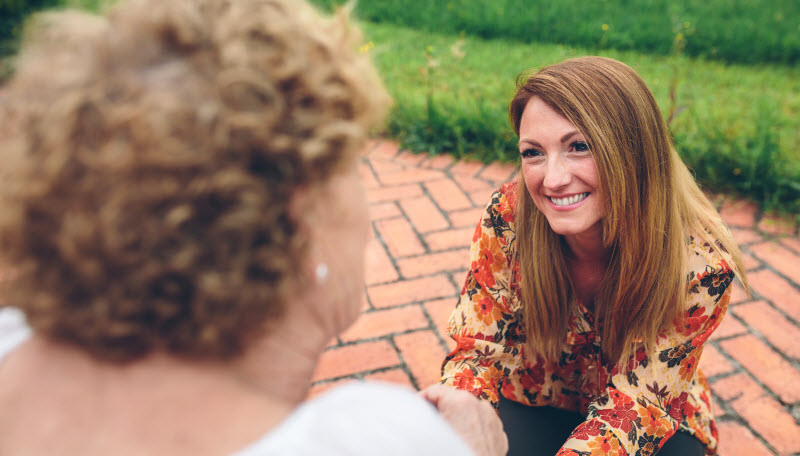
[441, 182, 735, 456]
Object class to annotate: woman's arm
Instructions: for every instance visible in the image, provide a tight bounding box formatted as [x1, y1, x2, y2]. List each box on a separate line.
[556, 258, 735, 456]
[440, 187, 524, 407]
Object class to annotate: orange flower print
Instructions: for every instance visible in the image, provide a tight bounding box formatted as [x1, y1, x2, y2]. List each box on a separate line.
[597, 390, 638, 433]
[677, 305, 708, 337]
[679, 354, 697, 382]
[453, 367, 484, 396]
[496, 197, 514, 223]
[500, 378, 516, 399]
[473, 295, 503, 326]
[638, 404, 669, 437]
[587, 432, 622, 456]
[472, 232, 505, 288]
[668, 392, 689, 421]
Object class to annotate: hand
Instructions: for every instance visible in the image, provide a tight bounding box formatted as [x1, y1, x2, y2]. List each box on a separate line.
[420, 384, 508, 456]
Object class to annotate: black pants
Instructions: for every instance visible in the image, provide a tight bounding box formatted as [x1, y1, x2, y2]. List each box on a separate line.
[498, 395, 704, 456]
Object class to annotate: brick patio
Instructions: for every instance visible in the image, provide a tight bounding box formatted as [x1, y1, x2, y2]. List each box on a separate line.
[311, 140, 800, 456]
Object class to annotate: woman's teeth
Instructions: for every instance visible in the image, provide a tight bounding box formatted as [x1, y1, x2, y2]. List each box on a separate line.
[549, 192, 589, 206]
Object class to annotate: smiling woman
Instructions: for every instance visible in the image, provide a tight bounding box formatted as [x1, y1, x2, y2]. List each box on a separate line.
[517, 97, 602, 240]
[439, 56, 751, 456]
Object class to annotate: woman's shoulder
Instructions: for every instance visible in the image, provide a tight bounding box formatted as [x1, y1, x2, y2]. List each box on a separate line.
[481, 181, 519, 232]
[684, 231, 736, 300]
[233, 382, 473, 455]
[686, 232, 735, 275]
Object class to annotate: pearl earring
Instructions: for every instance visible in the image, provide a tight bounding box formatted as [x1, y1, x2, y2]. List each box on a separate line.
[315, 263, 329, 283]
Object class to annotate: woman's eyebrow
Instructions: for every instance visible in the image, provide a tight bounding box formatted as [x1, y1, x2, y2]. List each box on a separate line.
[519, 130, 580, 148]
[559, 130, 580, 143]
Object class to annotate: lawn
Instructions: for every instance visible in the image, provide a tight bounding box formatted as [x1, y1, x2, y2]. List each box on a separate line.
[2, 0, 798, 213]
[312, 0, 800, 65]
[362, 21, 800, 212]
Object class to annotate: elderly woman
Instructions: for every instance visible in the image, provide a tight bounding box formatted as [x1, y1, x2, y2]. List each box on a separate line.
[440, 57, 748, 456]
[0, 0, 506, 454]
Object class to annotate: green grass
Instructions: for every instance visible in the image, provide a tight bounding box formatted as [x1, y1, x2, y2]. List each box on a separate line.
[2, 1, 798, 213]
[362, 22, 800, 213]
[312, 0, 800, 66]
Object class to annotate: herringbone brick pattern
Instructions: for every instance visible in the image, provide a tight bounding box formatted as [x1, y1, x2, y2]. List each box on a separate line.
[311, 140, 800, 456]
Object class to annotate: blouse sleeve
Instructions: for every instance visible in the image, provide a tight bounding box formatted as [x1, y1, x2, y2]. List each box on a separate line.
[440, 188, 524, 407]
[556, 256, 736, 456]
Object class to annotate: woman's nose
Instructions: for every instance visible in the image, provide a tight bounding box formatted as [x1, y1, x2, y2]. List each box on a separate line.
[542, 155, 572, 190]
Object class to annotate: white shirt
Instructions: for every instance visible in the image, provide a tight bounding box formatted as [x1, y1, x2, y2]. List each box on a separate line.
[0, 308, 473, 455]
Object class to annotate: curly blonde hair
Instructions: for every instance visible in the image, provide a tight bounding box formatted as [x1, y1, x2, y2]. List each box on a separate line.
[0, 0, 388, 362]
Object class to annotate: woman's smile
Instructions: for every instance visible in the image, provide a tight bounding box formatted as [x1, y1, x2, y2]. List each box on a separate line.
[547, 192, 590, 208]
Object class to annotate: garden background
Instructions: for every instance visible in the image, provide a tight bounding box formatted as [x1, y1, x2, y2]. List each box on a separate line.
[2, 0, 799, 216]
[2, 1, 800, 455]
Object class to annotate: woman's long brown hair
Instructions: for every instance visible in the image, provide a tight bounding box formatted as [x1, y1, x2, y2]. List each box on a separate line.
[509, 56, 748, 367]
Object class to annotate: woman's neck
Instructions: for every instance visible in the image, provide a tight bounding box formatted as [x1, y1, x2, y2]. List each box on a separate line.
[563, 226, 612, 308]
[563, 225, 611, 264]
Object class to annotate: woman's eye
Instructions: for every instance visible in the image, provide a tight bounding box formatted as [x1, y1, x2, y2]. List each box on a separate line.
[520, 148, 542, 158]
[571, 141, 591, 152]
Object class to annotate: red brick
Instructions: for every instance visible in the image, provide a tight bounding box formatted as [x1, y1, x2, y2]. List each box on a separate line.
[340, 305, 429, 342]
[369, 202, 402, 221]
[452, 174, 495, 193]
[367, 183, 423, 203]
[479, 162, 517, 184]
[731, 395, 800, 455]
[312, 340, 401, 382]
[748, 269, 800, 322]
[719, 199, 758, 228]
[420, 153, 455, 170]
[400, 196, 449, 233]
[710, 395, 725, 418]
[710, 312, 748, 340]
[728, 281, 752, 305]
[740, 252, 762, 271]
[470, 189, 492, 206]
[362, 138, 381, 154]
[715, 422, 774, 456]
[368, 140, 401, 160]
[369, 157, 405, 175]
[719, 334, 800, 403]
[375, 218, 425, 257]
[750, 241, 800, 285]
[730, 228, 762, 246]
[779, 236, 800, 255]
[424, 298, 458, 352]
[757, 212, 796, 236]
[359, 292, 370, 312]
[449, 207, 485, 228]
[358, 162, 379, 189]
[733, 300, 800, 360]
[394, 150, 427, 166]
[396, 249, 470, 278]
[698, 344, 735, 378]
[424, 179, 473, 211]
[424, 227, 475, 251]
[710, 372, 763, 403]
[363, 368, 415, 389]
[449, 159, 485, 177]
[450, 270, 469, 285]
[379, 169, 445, 186]
[395, 330, 448, 388]
[365, 239, 398, 285]
[367, 274, 457, 308]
